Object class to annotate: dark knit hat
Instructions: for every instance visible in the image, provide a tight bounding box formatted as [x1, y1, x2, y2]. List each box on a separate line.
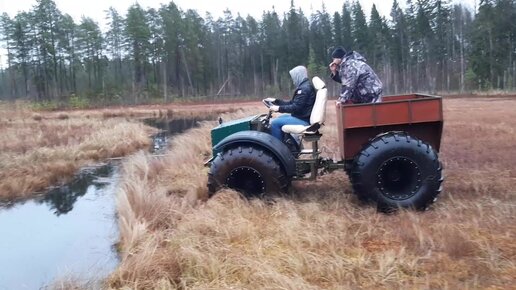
[331, 47, 346, 59]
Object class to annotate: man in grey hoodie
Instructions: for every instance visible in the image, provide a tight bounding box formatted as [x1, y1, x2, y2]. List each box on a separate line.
[266, 65, 316, 141]
[329, 47, 383, 104]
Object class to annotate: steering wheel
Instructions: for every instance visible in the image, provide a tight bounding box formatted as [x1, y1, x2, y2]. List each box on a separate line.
[261, 99, 275, 127]
[262, 99, 274, 108]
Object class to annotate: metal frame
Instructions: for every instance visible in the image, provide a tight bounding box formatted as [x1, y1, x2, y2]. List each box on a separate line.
[293, 133, 345, 180]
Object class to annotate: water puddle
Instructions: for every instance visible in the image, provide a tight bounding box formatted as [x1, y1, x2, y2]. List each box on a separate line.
[0, 116, 209, 289]
[145, 117, 206, 153]
[0, 164, 119, 290]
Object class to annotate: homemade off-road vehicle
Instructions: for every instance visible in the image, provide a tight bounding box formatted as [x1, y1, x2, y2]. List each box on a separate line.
[206, 77, 443, 210]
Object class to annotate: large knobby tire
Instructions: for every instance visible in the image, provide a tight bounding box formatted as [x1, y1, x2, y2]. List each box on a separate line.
[208, 145, 289, 198]
[350, 132, 443, 210]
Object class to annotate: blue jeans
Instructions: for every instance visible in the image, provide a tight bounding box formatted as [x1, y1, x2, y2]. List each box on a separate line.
[270, 114, 309, 141]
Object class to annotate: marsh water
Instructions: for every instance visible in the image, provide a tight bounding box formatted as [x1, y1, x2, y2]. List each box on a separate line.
[145, 117, 206, 153]
[0, 164, 119, 289]
[0, 117, 207, 290]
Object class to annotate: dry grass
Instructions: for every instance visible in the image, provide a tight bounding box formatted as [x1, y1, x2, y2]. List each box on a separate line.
[47, 277, 101, 290]
[0, 105, 152, 200]
[110, 98, 516, 289]
[0, 101, 242, 200]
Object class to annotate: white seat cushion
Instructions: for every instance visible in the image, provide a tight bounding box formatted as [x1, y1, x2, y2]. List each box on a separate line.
[282, 124, 320, 135]
[282, 124, 309, 134]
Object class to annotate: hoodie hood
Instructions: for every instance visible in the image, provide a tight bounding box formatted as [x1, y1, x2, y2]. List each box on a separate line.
[344, 51, 366, 62]
[289, 66, 308, 87]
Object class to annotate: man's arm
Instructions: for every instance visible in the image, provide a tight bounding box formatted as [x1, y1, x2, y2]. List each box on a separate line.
[278, 89, 309, 115]
[338, 62, 360, 103]
[275, 98, 291, 106]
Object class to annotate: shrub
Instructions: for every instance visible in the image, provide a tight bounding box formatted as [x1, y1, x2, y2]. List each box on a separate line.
[69, 95, 90, 109]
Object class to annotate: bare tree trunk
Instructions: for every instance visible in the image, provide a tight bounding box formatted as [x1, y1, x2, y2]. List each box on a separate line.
[274, 58, 279, 88]
[180, 47, 193, 95]
[460, 28, 465, 92]
[489, 28, 494, 87]
[508, 36, 513, 89]
[6, 46, 17, 99]
[217, 77, 230, 96]
[260, 53, 264, 94]
[162, 62, 167, 102]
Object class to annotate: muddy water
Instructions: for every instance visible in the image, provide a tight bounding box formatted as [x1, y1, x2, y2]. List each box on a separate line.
[0, 117, 209, 290]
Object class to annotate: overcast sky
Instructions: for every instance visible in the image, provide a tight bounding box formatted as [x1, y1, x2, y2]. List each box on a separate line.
[1, 0, 477, 29]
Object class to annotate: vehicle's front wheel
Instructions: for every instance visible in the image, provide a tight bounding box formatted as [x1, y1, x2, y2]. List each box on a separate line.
[208, 145, 289, 198]
[350, 132, 443, 210]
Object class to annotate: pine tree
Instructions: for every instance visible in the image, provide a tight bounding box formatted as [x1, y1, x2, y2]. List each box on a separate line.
[332, 12, 343, 47]
[160, 2, 182, 97]
[125, 3, 151, 97]
[105, 7, 124, 87]
[389, 0, 409, 92]
[433, 0, 452, 91]
[351, 1, 370, 55]
[76, 17, 103, 93]
[309, 4, 333, 71]
[33, 0, 63, 99]
[469, 0, 495, 89]
[182, 9, 206, 94]
[412, 1, 435, 91]
[451, 4, 473, 91]
[285, 3, 308, 70]
[369, 4, 391, 92]
[0, 13, 16, 98]
[369, 4, 385, 68]
[56, 14, 76, 94]
[261, 10, 284, 89]
[341, 2, 353, 51]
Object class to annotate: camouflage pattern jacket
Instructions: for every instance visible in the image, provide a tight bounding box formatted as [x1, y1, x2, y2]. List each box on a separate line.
[331, 51, 383, 104]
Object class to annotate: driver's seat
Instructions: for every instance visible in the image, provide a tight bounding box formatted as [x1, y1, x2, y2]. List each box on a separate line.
[282, 76, 327, 135]
[281, 76, 327, 179]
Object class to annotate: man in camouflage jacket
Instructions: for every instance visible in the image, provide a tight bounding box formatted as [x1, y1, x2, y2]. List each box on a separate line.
[329, 47, 383, 104]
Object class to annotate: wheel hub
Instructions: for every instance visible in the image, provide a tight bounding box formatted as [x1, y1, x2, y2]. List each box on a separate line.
[226, 166, 265, 196]
[377, 157, 422, 200]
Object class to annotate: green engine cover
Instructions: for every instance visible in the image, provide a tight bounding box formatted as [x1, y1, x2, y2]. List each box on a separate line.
[211, 115, 257, 149]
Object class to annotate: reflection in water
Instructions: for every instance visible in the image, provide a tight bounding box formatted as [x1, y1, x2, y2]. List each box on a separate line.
[144, 117, 206, 153]
[0, 117, 208, 290]
[0, 164, 119, 290]
[39, 165, 113, 215]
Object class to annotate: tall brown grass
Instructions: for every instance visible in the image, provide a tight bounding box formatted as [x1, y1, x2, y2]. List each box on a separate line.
[0, 100, 242, 200]
[110, 98, 516, 289]
[0, 118, 152, 200]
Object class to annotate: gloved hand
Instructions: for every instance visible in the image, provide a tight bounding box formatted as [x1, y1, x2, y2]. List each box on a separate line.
[270, 105, 279, 112]
[264, 97, 276, 102]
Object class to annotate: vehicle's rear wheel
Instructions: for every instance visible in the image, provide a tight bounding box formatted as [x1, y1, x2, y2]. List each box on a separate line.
[208, 145, 289, 198]
[350, 132, 443, 210]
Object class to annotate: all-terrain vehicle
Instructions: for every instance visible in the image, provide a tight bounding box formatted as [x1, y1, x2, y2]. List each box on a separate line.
[206, 77, 444, 210]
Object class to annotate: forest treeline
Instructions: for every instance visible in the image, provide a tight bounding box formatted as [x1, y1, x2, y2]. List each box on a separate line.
[0, 0, 515, 104]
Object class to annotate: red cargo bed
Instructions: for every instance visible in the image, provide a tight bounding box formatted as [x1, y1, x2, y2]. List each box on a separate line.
[336, 94, 444, 160]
